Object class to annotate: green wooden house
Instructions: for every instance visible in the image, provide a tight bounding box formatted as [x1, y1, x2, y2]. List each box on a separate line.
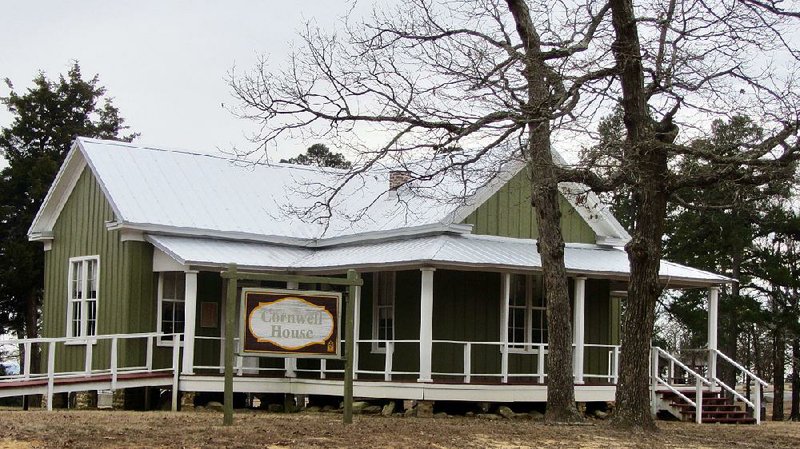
[15, 137, 735, 409]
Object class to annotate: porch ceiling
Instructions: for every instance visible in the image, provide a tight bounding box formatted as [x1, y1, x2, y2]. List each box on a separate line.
[146, 233, 732, 288]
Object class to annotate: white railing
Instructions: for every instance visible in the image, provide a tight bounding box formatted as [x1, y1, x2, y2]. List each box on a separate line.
[712, 348, 768, 424]
[0, 332, 183, 411]
[182, 336, 621, 385]
[651, 347, 712, 424]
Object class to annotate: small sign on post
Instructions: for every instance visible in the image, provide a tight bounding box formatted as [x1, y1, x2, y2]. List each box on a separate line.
[240, 288, 341, 358]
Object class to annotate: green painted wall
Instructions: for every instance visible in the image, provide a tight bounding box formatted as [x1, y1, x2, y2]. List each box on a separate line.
[461, 169, 596, 244]
[41, 168, 158, 372]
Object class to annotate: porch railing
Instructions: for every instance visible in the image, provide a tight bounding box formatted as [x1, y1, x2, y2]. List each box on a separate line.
[0, 332, 183, 410]
[186, 336, 621, 385]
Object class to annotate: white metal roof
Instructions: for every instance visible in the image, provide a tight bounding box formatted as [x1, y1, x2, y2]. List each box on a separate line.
[147, 233, 731, 287]
[29, 138, 631, 246]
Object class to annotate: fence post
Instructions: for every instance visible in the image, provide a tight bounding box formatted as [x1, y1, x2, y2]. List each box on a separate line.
[384, 341, 393, 381]
[110, 337, 119, 390]
[754, 379, 762, 425]
[146, 335, 154, 372]
[463, 343, 471, 384]
[695, 376, 703, 424]
[612, 346, 620, 385]
[84, 340, 93, 376]
[172, 335, 180, 412]
[501, 343, 509, 384]
[23, 342, 31, 380]
[46, 341, 55, 411]
[320, 359, 326, 379]
[537, 344, 546, 384]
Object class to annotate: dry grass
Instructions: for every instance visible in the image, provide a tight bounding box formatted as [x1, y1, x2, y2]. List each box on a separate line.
[0, 409, 798, 448]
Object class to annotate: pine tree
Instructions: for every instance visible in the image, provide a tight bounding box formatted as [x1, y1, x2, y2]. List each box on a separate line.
[0, 62, 136, 352]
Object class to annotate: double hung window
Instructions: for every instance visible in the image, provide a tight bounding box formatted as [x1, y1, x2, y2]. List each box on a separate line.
[67, 256, 99, 338]
[507, 274, 547, 351]
[158, 272, 186, 344]
[372, 272, 396, 353]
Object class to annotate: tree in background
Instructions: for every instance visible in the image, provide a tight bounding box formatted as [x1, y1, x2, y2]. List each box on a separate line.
[0, 62, 135, 368]
[280, 143, 352, 169]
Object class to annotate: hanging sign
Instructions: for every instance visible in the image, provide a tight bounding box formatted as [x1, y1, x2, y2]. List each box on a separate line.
[240, 288, 341, 358]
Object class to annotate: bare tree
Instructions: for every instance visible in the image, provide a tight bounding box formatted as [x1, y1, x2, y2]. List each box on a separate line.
[567, 0, 800, 430]
[230, 0, 615, 422]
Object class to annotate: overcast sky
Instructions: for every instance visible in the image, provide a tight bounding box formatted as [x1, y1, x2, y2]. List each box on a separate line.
[0, 0, 373, 169]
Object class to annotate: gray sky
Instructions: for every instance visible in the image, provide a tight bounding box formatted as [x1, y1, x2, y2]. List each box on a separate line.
[0, 0, 369, 169]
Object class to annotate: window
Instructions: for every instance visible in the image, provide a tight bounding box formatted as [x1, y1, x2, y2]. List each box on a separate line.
[372, 272, 396, 353]
[157, 272, 185, 344]
[67, 256, 99, 338]
[506, 274, 547, 351]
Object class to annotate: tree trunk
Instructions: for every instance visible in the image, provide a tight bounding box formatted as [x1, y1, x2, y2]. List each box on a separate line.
[505, 0, 581, 423]
[608, 0, 667, 431]
[790, 338, 799, 421]
[773, 328, 785, 421]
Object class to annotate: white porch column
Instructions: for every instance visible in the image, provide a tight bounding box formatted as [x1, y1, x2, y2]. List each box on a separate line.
[182, 270, 198, 374]
[499, 273, 511, 383]
[284, 281, 299, 378]
[708, 286, 720, 383]
[573, 277, 586, 384]
[352, 281, 362, 380]
[418, 267, 436, 383]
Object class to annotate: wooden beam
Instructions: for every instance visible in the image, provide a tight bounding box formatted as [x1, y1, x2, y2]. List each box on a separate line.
[343, 269, 359, 424]
[220, 271, 363, 287]
[223, 264, 237, 426]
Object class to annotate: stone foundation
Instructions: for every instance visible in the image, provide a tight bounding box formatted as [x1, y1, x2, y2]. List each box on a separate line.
[75, 391, 96, 409]
[181, 391, 197, 411]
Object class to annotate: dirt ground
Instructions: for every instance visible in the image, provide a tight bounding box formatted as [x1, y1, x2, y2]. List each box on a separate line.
[0, 409, 798, 449]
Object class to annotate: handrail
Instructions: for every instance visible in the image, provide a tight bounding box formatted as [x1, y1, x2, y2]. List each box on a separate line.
[714, 376, 755, 410]
[654, 347, 711, 386]
[714, 348, 768, 387]
[654, 376, 697, 407]
[0, 332, 183, 345]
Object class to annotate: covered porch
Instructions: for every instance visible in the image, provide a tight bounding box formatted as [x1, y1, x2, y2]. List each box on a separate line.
[150, 232, 729, 404]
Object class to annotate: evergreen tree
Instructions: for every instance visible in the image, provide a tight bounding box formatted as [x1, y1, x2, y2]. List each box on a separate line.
[0, 62, 135, 351]
[280, 143, 351, 169]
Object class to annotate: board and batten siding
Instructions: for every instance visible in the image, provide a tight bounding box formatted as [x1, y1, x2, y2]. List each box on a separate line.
[41, 167, 157, 373]
[461, 169, 596, 244]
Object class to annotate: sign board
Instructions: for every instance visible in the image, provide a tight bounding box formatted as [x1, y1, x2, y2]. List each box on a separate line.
[240, 288, 341, 358]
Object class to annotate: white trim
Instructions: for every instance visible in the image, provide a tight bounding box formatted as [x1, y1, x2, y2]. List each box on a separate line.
[153, 247, 189, 272]
[371, 271, 396, 354]
[573, 276, 586, 384]
[65, 255, 100, 341]
[707, 286, 720, 384]
[28, 143, 88, 238]
[119, 229, 145, 242]
[418, 267, 435, 383]
[182, 270, 198, 374]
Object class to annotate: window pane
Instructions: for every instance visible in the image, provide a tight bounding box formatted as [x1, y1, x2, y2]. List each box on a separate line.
[510, 274, 526, 306]
[87, 260, 97, 300]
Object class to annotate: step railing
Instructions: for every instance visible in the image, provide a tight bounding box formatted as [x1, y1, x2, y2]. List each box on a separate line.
[712, 348, 768, 424]
[0, 332, 183, 410]
[651, 347, 711, 424]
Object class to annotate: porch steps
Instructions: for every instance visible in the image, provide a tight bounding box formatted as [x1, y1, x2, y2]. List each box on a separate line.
[657, 389, 756, 424]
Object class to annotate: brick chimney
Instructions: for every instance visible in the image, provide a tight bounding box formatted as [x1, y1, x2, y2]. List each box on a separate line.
[389, 170, 411, 190]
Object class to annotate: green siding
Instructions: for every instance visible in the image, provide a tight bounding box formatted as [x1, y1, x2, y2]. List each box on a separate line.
[461, 169, 596, 243]
[41, 168, 157, 372]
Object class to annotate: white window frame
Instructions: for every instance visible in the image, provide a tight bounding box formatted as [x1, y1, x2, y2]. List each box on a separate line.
[371, 271, 396, 354]
[156, 271, 186, 347]
[506, 274, 547, 354]
[65, 256, 100, 343]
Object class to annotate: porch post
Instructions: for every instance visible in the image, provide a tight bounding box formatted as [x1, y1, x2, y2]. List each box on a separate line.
[708, 286, 719, 384]
[182, 270, 198, 374]
[499, 273, 511, 383]
[573, 277, 586, 384]
[352, 279, 361, 380]
[418, 267, 436, 383]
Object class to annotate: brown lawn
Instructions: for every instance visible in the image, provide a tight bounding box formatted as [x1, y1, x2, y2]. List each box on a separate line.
[0, 409, 799, 448]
